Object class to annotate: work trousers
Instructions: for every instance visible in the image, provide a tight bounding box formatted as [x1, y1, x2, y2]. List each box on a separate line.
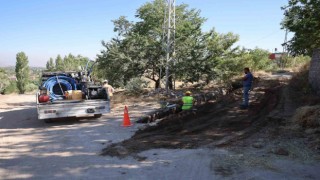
[243, 86, 251, 106]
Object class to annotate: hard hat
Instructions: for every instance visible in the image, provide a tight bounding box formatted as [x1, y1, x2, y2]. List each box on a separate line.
[103, 80, 108, 83]
[185, 91, 191, 95]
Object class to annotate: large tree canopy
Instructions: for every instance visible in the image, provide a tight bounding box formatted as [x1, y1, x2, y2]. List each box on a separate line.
[281, 0, 320, 56]
[97, 0, 240, 88]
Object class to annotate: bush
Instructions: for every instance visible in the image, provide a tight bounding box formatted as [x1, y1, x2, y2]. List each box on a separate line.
[241, 48, 275, 72]
[125, 77, 149, 94]
[3, 82, 17, 94]
[0, 69, 10, 94]
[0, 79, 10, 94]
[26, 83, 38, 92]
[282, 55, 311, 68]
[215, 48, 276, 84]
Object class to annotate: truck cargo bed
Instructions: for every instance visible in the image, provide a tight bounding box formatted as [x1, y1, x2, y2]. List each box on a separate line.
[37, 97, 110, 120]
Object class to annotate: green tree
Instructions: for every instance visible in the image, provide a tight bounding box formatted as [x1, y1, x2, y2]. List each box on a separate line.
[176, 29, 240, 84]
[281, 0, 320, 56]
[97, 0, 235, 88]
[46, 61, 50, 70]
[55, 55, 64, 71]
[63, 54, 74, 71]
[46, 58, 55, 71]
[49, 58, 55, 70]
[15, 52, 30, 94]
[47, 54, 89, 72]
[74, 54, 90, 70]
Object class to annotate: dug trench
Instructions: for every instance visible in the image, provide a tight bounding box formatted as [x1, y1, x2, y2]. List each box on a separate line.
[101, 79, 282, 158]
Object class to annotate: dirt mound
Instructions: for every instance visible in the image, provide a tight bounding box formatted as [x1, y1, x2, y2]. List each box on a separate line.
[293, 105, 320, 128]
[102, 79, 281, 158]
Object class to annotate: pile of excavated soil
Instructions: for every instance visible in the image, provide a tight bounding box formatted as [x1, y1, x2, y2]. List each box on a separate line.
[293, 105, 320, 128]
[102, 79, 282, 158]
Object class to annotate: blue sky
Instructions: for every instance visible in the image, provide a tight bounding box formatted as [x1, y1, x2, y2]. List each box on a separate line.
[0, 0, 289, 67]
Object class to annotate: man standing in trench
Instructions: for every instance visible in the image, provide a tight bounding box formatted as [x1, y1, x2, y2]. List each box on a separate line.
[241, 67, 253, 109]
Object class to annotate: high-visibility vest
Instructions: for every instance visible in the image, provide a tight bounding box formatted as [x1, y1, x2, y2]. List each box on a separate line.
[182, 96, 193, 110]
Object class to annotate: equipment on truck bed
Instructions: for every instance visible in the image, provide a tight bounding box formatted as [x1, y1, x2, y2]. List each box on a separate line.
[39, 61, 107, 101]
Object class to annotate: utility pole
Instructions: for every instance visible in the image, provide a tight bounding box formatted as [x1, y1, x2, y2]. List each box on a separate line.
[281, 10, 289, 70]
[283, 29, 288, 53]
[281, 29, 288, 69]
[162, 0, 176, 94]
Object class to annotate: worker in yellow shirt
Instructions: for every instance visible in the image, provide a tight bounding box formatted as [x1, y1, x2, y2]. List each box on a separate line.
[182, 91, 194, 110]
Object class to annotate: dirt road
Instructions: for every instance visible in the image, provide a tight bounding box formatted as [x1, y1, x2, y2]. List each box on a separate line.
[0, 95, 169, 179]
[1, 92, 320, 179]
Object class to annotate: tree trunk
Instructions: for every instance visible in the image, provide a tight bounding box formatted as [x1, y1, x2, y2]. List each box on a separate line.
[168, 76, 173, 89]
[155, 79, 160, 89]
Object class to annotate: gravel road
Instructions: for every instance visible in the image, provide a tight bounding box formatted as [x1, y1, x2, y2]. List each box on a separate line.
[1, 94, 319, 180]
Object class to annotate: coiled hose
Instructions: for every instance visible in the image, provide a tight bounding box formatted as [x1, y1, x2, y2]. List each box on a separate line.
[42, 76, 77, 100]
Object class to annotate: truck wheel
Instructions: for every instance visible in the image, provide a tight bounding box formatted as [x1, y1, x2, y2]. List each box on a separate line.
[94, 114, 102, 118]
[44, 119, 54, 123]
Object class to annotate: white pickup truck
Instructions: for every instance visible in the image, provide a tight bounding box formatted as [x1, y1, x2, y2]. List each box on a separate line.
[36, 70, 110, 123]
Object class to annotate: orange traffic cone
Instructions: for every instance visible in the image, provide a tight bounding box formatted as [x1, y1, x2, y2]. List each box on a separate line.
[122, 106, 132, 127]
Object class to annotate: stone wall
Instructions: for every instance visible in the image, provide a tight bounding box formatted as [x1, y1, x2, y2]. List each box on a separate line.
[309, 48, 320, 94]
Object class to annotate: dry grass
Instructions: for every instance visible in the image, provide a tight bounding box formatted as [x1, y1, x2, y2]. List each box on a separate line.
[289, 63, 310, 92]
[254, 70, 272, 77]
[293, 105, 320, 128]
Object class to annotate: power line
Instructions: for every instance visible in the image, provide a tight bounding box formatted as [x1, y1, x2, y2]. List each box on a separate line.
[245, 29, 283, 46]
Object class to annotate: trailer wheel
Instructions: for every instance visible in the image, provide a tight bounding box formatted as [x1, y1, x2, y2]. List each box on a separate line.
[44, 118, 54, 123]
[94, 114, 102, 118]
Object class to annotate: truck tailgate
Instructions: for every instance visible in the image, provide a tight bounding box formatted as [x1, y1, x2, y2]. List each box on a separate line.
[37, 100, 110, 119]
